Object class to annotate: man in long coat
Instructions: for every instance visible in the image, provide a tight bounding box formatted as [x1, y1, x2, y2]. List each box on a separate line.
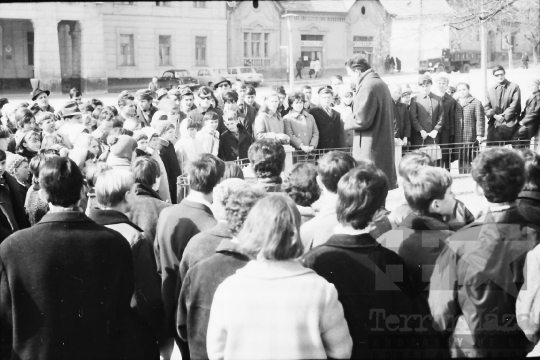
[344, 56, 397, 190]
[409, 74, 445, 148]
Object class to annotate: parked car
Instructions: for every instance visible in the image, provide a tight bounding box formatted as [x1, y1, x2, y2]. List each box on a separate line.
[157, 69, 200, 91]
[228, 67, 264, 87]
[193, 68, 236, 88]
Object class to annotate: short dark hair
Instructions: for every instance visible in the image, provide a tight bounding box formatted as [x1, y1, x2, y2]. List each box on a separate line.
[492, 65, 505, 75]
[346, 55, 371, 72]
[197, 86, 214, 97]
[223, 161, 244, 180]
[0, 125, 11, 139]
[81, 104, 95, 114]
[472, 148, 525, 203]
[521, 149, 540, 191]
[40, 157, 84, 207]
[199, 153, 225, 182]
[403, 166, 452, 215]
[288, 92, 305, 107]
[317, 151, 357, 193]
[104, 105, 118, 116]
[271, 85, 286, 95]
[398, 151, 432, 180]
[69, 88, 82, 99]
[282, 163, 320, 207]
[337, 167, 388, 230]
[187, 155, 221, 194]
[245, 86, 257, 96]
[248, 139, 286, 179]
[29, 152, 59, 182]
[222, 90, 239, 104]
[15, 108, 35, 128]
[203, 111, 219, 122]
[91, 98, 103, 107]
[131, 156, 161, 187]
[300, 85, 312, 91]
[331, 75, 343, 83]
[0, 150, 5, 162]
[318, 87, 334, 96]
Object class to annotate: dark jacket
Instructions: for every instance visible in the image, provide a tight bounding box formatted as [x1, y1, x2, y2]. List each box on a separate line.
[428, 205, 540, 357]
[520, 90, 540, 137]
[179, 221, 233, 281]
[301, 233, 414, 359]
[393, 100, 411, 139]
[3, 172, 30, 231]
[0, 178, 18, 243]
[177, 239, 252, 360]
[155, 199, 216, 337]
[485, 79, 521, 126]
[237, 102, 257, 139]
[87, 209, 164, 344]
[344, 69, 398, 190]
[517, 190, 540, 228]
[128, 183, 171, 245]
[187, 106, 226, 134]
[159, 140, 182, 204]
[439, 93, 457, 143]
[218, 126, 253, 162]
[309, 106, 341, 149]
[0, 212, 155, 360]
[409, 92, 445, 146]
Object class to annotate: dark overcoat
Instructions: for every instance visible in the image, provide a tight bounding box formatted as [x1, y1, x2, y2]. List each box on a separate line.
[439, 93, 457, 144]
[309, 107, 341, 149]
[344, 69, 397, 189]
[409, 93, 445, 146]
[0, 212, 155, 360]
[520, 90, 540, 138]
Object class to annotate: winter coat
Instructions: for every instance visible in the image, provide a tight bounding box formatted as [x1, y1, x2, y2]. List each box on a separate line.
[344, 70, 397, 190]
[218, 127, 253, 162]
[428, 204, 540, 357]
[485, 79, 521, 125]
[283, 110, 319, 149]
[301, 233, 414, 359]
[177, 239, 253, 360]
[439, 93, 457, 144]
[409, 92, 445, 146]
[207, 260, 352, 360]
[455, 95, 485, 143]
[237, 102, 257, 139]
[519, 90, 540, 138]
[0, 211, 156, 360]
[159, 140, 181, 204]
[517, 190, 540, 228]
[310, 106, 341, 149]
[393, 100, 411, 140]
[87, 209, 164, 344]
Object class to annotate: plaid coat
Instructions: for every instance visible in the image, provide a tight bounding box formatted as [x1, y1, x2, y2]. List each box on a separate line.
[455, 95, 485, 143]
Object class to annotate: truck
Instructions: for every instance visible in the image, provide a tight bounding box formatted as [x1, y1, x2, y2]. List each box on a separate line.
[419, 48, 480, 74]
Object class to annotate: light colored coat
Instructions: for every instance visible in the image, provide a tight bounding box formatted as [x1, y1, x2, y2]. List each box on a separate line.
[206, 260, 352, 360]
[196, 129, 220, 156]
[283, 110, 319, 149]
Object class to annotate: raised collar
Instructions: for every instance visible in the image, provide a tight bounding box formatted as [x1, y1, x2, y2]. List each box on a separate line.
[286, 109, 304, 119]
[215, 238, 253, 259]
[182, 198, 213, 214]
[496, 79, 509, 88]
[398, 211, 452, 231]
[133, 182, 162, 200]
[356, 68, 375, 88]
[518, 190, 540, 201]
[459, 95, 476, 105]
[324, 233, 379, 249]
[87, 208, 143, 232]
[237, 259, 314, 279]
[37, 211, 94, 225]
[207, 221, 234, 239]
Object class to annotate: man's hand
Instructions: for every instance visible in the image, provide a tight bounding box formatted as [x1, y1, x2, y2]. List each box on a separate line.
[420, 130, 428, 140]
[300, 145, 311, 153]
[276, 133, 290, 143]
[476, 136, 484, 143]
[429, 130, 438, 138]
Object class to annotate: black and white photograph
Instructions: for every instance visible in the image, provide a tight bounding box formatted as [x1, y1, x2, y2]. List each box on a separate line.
[0, 0, 539, 359]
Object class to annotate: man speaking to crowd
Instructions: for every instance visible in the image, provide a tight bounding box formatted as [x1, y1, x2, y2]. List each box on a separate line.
[343, 55, 398, 190]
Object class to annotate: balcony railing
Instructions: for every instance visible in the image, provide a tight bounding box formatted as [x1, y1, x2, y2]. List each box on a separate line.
[243, 58, 271, 67]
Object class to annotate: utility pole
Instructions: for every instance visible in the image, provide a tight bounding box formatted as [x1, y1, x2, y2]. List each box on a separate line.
[282, 14, 297, 92]
[480, 0, 488, 104]
[418, 0, 423, 65]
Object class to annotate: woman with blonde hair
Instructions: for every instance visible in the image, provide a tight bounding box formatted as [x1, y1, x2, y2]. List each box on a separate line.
[206, 194, 352, 360]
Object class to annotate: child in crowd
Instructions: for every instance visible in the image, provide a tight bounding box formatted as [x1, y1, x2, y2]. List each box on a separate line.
[196, 111, 220, 156]
[174, 117, 200, 174]
[36, 112, 56, 138]
[157, 121, 181, 204]
[219, 110, 253, 162]
[253, 92, 289, 144]
[301, 85, 317, 111]
[282, 162, 320, 223]
[134, 132, 150, 157]
[244, 86, 260, 113]
[84, 161, 112, 215]
[25, 152, 58, 226]
[309, 87, 341, 149]
[334, 86, 354, 148]
[283, 91, 319, 153]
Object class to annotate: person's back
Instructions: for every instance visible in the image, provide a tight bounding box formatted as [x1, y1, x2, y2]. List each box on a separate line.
[0, 157, 142, 360]
[429, 148, 540, 357]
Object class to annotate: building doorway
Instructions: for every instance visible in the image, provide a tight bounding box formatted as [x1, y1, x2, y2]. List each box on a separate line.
[0, 19, 34, 92]
[58, 20, 81, 93]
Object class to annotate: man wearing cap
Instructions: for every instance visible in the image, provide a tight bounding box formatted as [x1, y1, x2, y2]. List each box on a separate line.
[409, 74, 445, 148]
[135, 89, 158, 127]
[31, 88, 54, 114]
[516, 78, 540, 140]
[188, 86, 225, 134]
[56, 101, 87, 149]
[175, 88, 196, 139]
[156, 88, 168, 101]
[485, 65, 521, 143]
[401, 88, 412, 110]
[214, 78, 231, 110]
[388, 84, 411, 146]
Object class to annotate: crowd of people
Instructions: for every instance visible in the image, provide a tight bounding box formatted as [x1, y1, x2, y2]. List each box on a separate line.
[0, 54, 539, 359]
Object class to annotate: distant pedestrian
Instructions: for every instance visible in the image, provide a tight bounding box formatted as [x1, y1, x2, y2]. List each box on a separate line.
[295, 57, 303, 79]
[396, 57, 402, 72]
[310, 58, 316, 78]
[148, 76, 160, 98]
[522, 53, 529, 69]
[384, 55, 390, 73]
[314, 58, 321, 78]
[390, 56, 396, 74]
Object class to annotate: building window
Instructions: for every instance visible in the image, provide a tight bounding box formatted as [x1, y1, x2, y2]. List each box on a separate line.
[159, 35, 172, 66]
[264, 33, 269, 58]
[193, 1, 206, 8]
[243, 33, 249, 57]
[251, 33, 261, 57]
[27, 32, 34, 66]
[117, 1, 134, 4]
[120, 34, 135, 66]
[195, 36, 207, 66]
[156, 1, 170, 6]
[353, 36, 374, 42]
[243, 32, 270, 58]
[301, 35, 324, 41]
